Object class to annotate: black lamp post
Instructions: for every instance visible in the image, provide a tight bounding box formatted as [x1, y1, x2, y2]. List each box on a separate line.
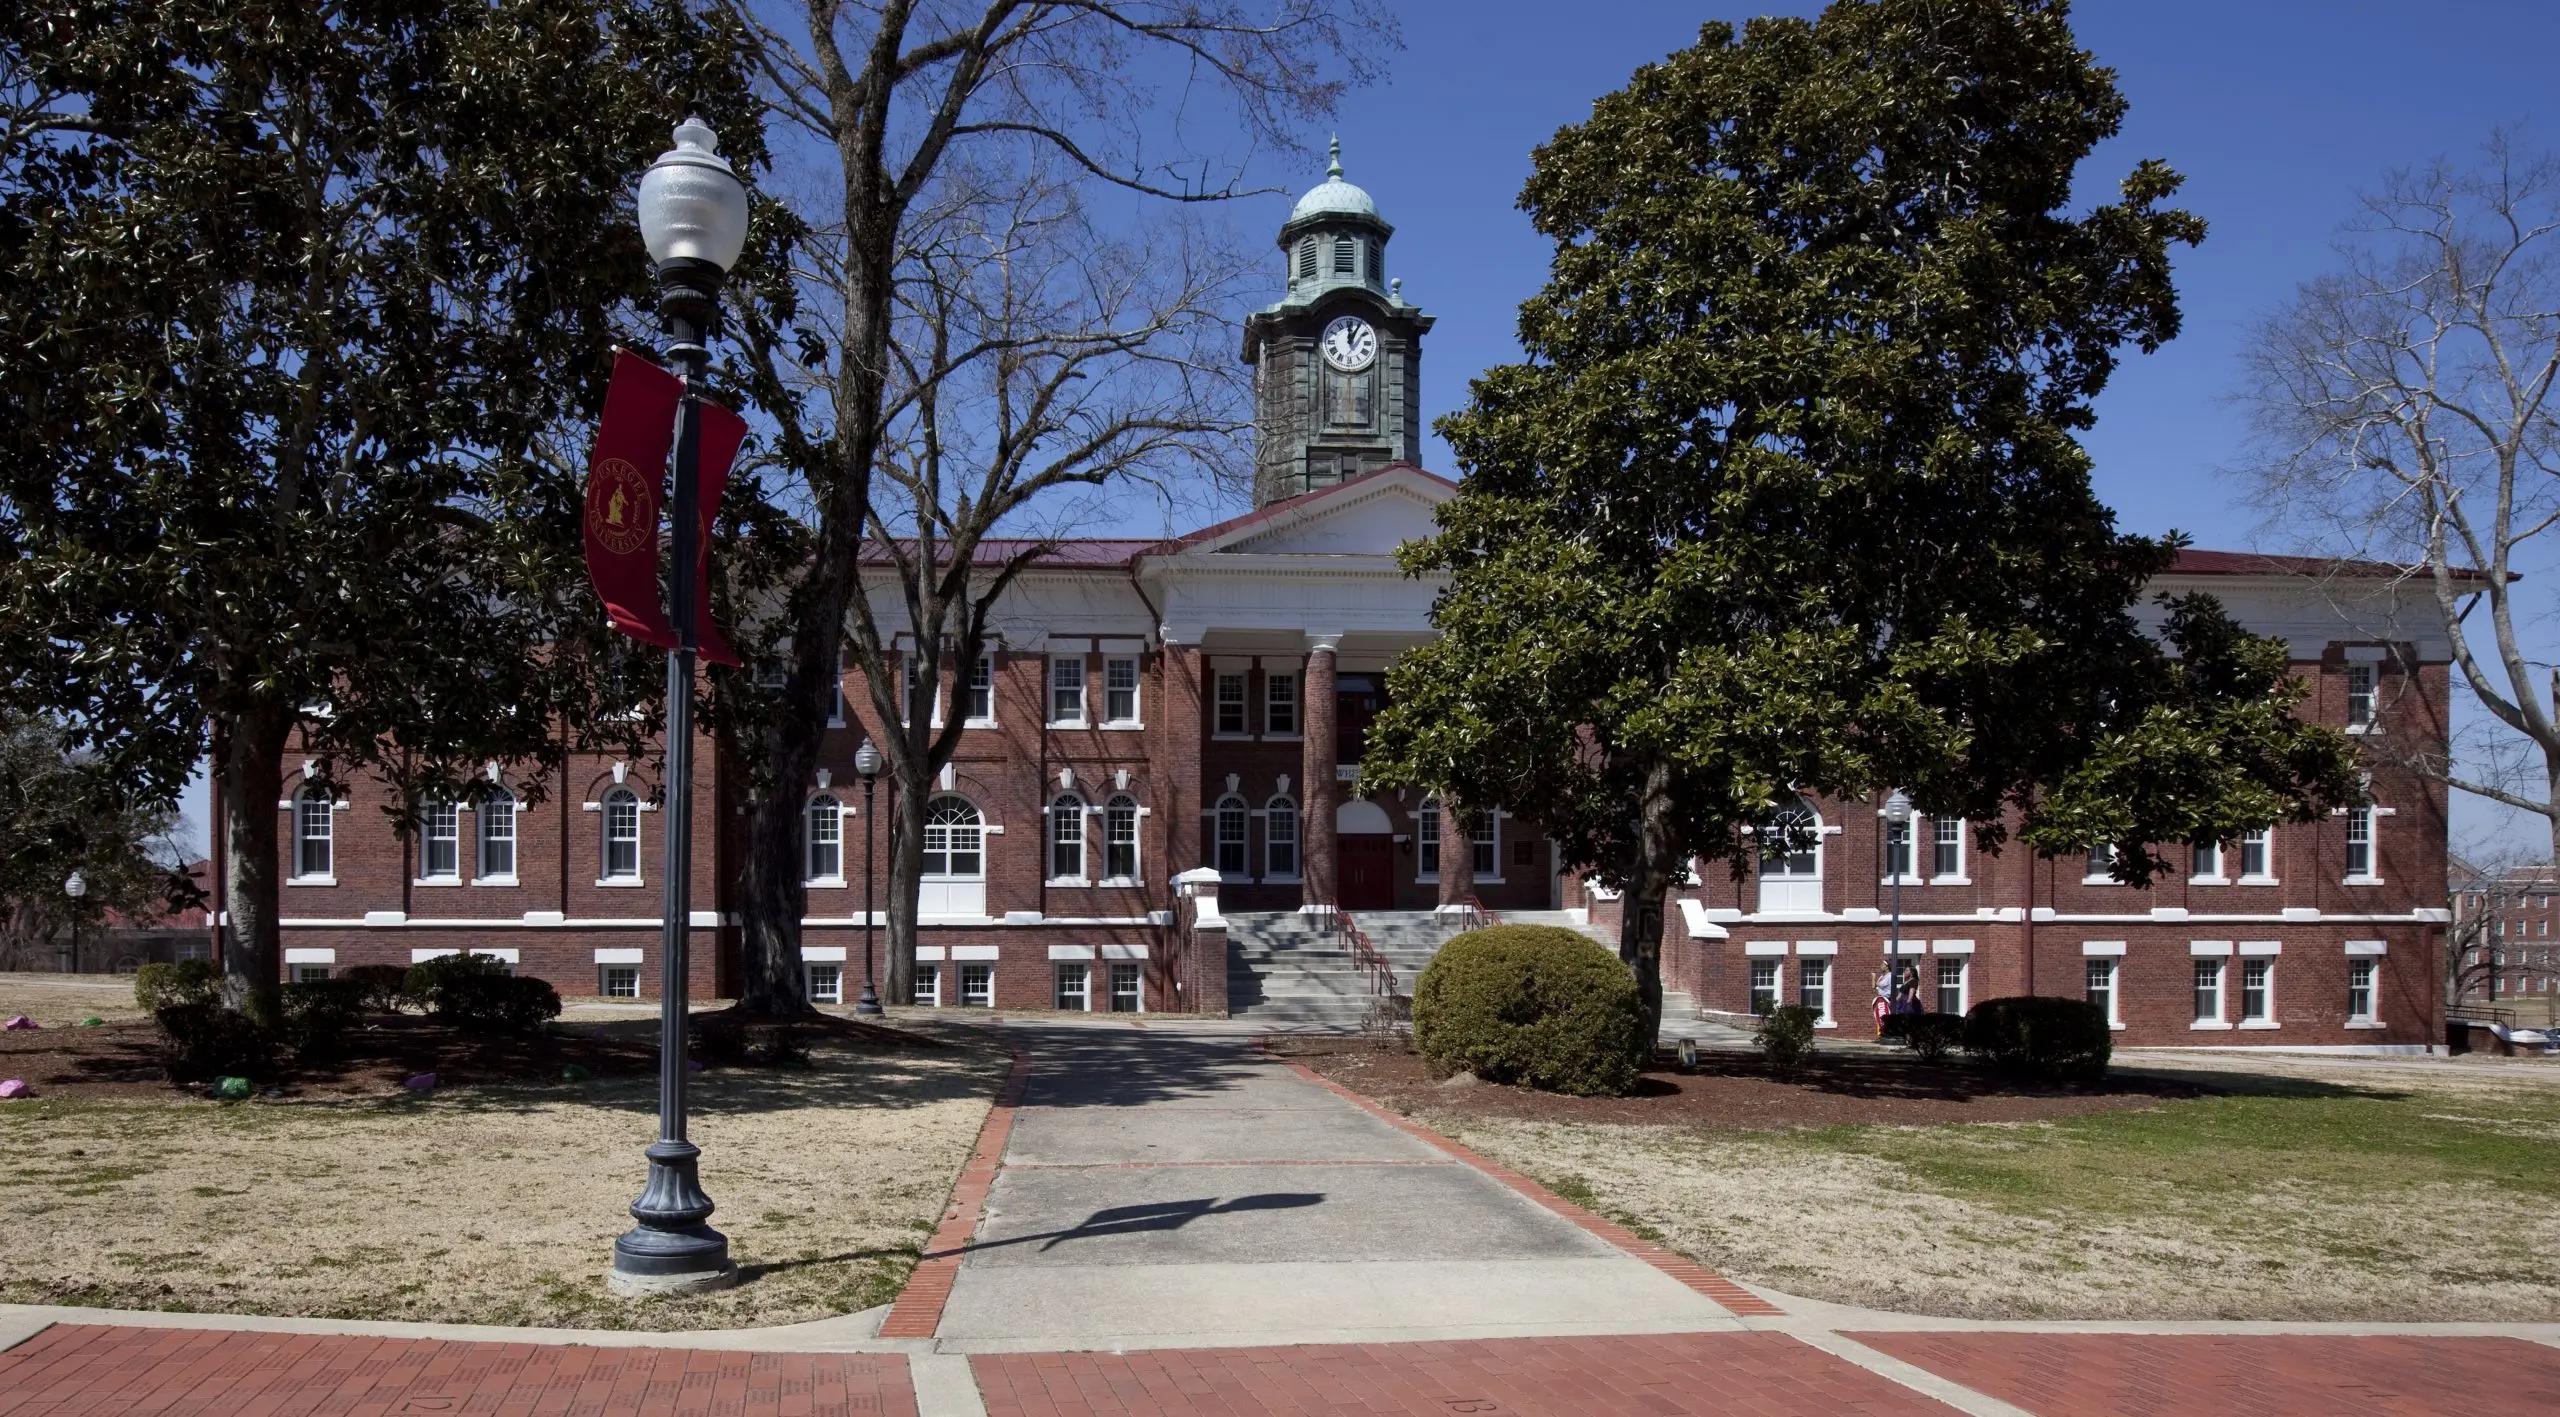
[1882, 789, 1913, 1039]
[609, 116, 748, 1299]
[64, 870, 86, 973]
[855, 738, 884, 1015]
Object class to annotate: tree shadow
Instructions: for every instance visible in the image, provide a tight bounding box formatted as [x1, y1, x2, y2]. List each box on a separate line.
[930, 1192, 1324, 1259]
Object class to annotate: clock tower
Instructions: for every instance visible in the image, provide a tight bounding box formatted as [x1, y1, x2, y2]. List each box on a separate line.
[1243, 138, 1435, 506]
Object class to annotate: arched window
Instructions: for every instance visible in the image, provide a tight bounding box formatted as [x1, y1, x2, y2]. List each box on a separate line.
[1049, 792, 1087, 882]
[1417, 799, 1440, 879]
[602, 787, 641, 881]
[293, 785, 333, 879]
[923, 796, 984, 879]
[1760, 798, 1822, 878]
[418, 795, 460, 881]
[477, 786, 517, 880]
[1104, 795, 1140, 881]
[806, 793, 843, 883]
[1267, 794, 1299, 878]
[1214, 794, 1249, 876]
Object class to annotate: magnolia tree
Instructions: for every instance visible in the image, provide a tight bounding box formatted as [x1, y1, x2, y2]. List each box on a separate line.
[0, 0, 766, 1023]
[709, 0, 1391, 1012]
[1360, 0, 2361, 1034]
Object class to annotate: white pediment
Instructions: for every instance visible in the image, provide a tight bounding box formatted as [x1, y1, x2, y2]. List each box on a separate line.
[1209, 467, 1452, 557]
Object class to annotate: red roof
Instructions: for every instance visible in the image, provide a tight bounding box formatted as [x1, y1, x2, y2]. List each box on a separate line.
[856, 538, 1160, 568]
[2167, 549, 2492, 583]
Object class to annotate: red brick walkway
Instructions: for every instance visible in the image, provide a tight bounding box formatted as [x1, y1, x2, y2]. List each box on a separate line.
[877, 1049, 1032, 1339]
[1858, 1330, 2560, 1417]
[971, 1333, 1952, 1416]
[0, 1324, 917, 1415]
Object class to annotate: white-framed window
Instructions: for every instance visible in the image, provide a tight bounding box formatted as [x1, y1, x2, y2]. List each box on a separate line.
[1110, 962, 1142, 1013]
[1049, 792, 1087, 883]
[828, 651, 847, 726]
[1102, 656, 1139, 726]
[478, 787, 517, 880]
[915, 963, 941, 1006]
[1265, 671, 1299, 736]
[602, 965, 641, 998]
[2193, 958, 2226, 1025]
[2085, 842, 2117, 883]
[2240, 958, 2274, 1024]
[2346, 662, 2377, 730]
[960, 962, 994, 1007]
[2345, 806, 2377, 881]
[291, 964, 333, 984]
[419, 797, 460, 881]
[2085, 958, 2119, 1025]
[1935, 958, 1968, 1016]
[806, 793, 845, 884]
[1055, 961, 1090, 1011]
[294, 785, 334, 880]
[1758, 798, 1824, 911]
[602, 787, 642, 882]
[1049, 654, 1086, 726]
[901, 653, 931, 725]
[1471, 813, 1499, 878]
[1214, 671, 1248, 735]
[966, 654, 995, 725]
[806, 962, 843, 1004]
[1417, 800, 1441, 879]
[1884, 816, 1915, 881]
[1931, 816, 1965, 880]
[1214, 794, 1249, 876]
[1748, 959, 1782, 1016]
[923, 795, 985, 878]
[1267, 795, 1299, 878]
[1104, 795, 1140, 882]
[1797, 957, 1831, 1023]
[2239, 827, 2274, 882]
[2191, 839, 2223, 882]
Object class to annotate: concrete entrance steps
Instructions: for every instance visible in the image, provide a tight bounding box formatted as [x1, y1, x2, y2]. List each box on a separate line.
[1226, 910, 1456, 1029]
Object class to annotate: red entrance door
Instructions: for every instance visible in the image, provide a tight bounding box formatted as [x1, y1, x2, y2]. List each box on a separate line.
[1339, 835, 1396, 910]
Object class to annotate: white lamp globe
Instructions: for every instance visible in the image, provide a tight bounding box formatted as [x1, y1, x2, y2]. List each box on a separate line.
[64, 869, 86, 899]
[1882, 788, 1913, 825]
[855, 739, 882, 780]
[636, 117, 749, 272]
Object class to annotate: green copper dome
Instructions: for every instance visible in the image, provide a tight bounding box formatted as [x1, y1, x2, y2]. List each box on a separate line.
[1289, 136, 1377, 222]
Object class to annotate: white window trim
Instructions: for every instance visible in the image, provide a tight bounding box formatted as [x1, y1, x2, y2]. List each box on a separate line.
[914, 961, 943, 1008]
[1046, 792, 1089, 887]
[1416, 800, 1442, 885]
[1210, 669, 1252, 739]
[2082, 843, 2120, 886]
[1212, 795, 1251, 882]
[287, 786, 345, 885]
[1263, 667, 1301, 741]
[1747, 957, 1784, 1016]
[2345, 662, 2379, 735]
[1047, 653, 1088, 728]
[2345, 952, 2383, 1027]
[958, 962, 995, 1008]
[1265, 795, 1301, 883]
[1933, 956, 1970, 1016]
[1927, 816, 1969, 885]
[1796, 956, 1835, 1027]
[2339, 803, 2392, 886]
[1471, 811, 1506, 886]
[2084, 954, 2125, 1029]
[2236, 827, 2278, 885]
[2191, 954, 2230, 1029]
[964, 653, 998, 728]
[1107, 960, 1146, 1015]
[1098, 655, 1141, 730]
[804, 959, 845, 1005]
[1054, 961, 1093, 1012]
[2189, 840, 2226, 886]
[415, 798, 463, 886]
[599, 788, 645, 887]
[2237, 955, 2279, 1028]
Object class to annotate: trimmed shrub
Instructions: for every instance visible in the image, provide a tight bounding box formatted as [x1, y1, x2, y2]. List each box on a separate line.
[1411, 925, 1649, 1097]
[135, 960, 222, 1014]
[153, 1003, 276, 1082]
[1886, 1011, 1965, 1064]
[404, 953, 559, 1036]
[341, 964, 413, 1013]
[1962, 996, 2112, 1082]
[281, 978, 369, 1061]
[1757, 1003, 1819, 1078]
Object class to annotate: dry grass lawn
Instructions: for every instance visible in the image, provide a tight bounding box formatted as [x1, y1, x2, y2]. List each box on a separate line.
[5, 973, 150, 1027]
[0, 1036, 1006, 1329]
[1424, 1051, 2560, 1322]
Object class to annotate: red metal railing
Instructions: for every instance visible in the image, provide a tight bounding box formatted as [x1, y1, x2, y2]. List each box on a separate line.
[1333, 910, 1396, 997]
[1456, 893, 1500, 934]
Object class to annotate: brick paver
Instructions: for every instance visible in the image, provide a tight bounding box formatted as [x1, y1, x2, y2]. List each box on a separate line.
[971, 1332, 1955, 1415]
[0, 1324, 918, 1416]
[1856, 1330, 2560, 1416]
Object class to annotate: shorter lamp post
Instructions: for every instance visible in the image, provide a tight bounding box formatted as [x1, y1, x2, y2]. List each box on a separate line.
[1882, 790, 1913, 1038]
[64, 870, 86, 973]
[854, 739, 884, 1016]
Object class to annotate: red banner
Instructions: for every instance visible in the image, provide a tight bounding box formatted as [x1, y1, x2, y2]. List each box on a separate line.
[584, 350, 681, 648]
[690, 399, 747, 668]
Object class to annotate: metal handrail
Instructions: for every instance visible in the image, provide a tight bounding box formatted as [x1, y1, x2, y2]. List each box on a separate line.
[1333, 909, 1395, 997]
[1458, 892, 1499, 934]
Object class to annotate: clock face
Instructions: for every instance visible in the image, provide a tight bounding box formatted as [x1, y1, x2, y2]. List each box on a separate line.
[1321, 315, 1378, 372]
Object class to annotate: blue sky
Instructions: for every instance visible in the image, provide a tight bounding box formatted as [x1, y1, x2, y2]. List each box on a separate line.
[173, 1, 2560, 855]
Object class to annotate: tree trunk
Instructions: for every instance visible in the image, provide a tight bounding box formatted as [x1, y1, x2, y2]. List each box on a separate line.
[738, 770, 814, 1015]
[215, 705, 290, 1029]
[884, 775, 925, 1004]
[1614, 759, 1678, 1042]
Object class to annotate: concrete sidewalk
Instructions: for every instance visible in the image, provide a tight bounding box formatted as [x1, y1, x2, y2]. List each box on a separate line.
[928, 1022, 1743, 1351]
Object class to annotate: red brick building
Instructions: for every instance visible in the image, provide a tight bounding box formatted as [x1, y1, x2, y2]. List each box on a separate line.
[211, 154, 2464, 1051]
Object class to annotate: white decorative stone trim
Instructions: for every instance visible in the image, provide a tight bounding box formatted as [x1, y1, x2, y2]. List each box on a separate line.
[1047, 944, 1096, 961]
[411, 946, 519, 964]
[1098, 943, 1148, 960]
[284, 947, 336, 965]
[2190, 939, 2235, 956]
[1931, 939, 1975, 955]
[1743, 940, 1788, 957]
[363, 910, 406, 926]
[802, 945, 848, 963]
[1793, 940, 1839, 957]
[594, 947, 643, 964]
[950, 944, 1000, 961]
[2239, 940, 2282, 956]
[916, 946, 948, 961]
[2345, 939, 2389, 955]
[2081, 940, 2127, 957]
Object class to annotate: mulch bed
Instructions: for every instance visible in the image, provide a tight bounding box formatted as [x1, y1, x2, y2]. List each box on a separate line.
[1273, 1039, 2213, 1129]
[0, 1005, 940, 1104]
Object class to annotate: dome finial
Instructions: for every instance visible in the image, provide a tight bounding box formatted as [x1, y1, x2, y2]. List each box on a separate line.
[1327, 134, 1342, 180]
